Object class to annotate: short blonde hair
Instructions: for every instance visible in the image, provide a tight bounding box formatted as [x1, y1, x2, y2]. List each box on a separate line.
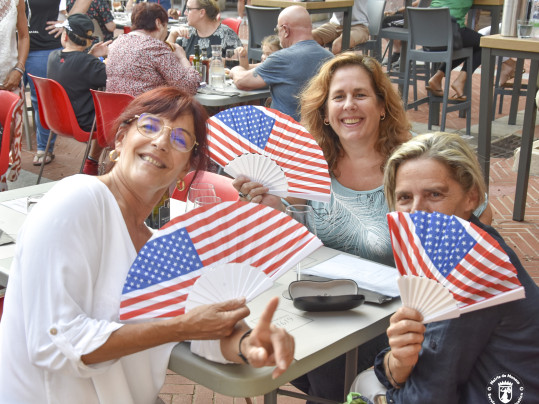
[300, 52, 411, 175]
[384, 132, 487, 211]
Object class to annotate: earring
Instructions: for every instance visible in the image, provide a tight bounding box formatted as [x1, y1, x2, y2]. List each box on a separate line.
[176, 179, 186, 192]
[323, 119, 330, 126]
[109, 149, 120, 162]
[380, 113, 386, 121]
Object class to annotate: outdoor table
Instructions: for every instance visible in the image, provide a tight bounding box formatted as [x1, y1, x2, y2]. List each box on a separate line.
[478, 34, 539, 222]
[250, 0, 354, 50]
[168, 246, 399, 403]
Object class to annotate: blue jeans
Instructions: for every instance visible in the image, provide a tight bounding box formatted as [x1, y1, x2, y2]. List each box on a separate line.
[24, 48, 61, 153]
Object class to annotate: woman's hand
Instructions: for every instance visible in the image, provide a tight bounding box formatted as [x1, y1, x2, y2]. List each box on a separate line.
[0, 70, 23, 92]
[168, 27, 190, 42]
[233, 176, 282, 208]
[45, 20, 64, 38]
[178, 298, 250, 340]
[384, 307, 425, 386]
[242, 297, 295, 379]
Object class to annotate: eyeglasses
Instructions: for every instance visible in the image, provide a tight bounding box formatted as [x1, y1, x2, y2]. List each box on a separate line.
[185, 6, 202, 12]
[126, 113, 198, 153]
[274, 24, 285, 33]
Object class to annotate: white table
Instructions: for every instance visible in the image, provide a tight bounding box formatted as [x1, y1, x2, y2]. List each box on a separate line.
[168, 246, 400, 403]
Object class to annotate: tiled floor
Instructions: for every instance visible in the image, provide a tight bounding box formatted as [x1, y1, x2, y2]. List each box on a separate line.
[4, 11, 539, 404]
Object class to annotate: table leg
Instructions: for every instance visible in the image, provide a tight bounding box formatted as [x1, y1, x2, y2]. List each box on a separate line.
[344, 348, 359, 395]
[478, 47, 496, 191]
[512, 60, 538, 221]
[264, 389, 278, 404]
[508, 58, 525, 125]
[490, 6, 501, 35]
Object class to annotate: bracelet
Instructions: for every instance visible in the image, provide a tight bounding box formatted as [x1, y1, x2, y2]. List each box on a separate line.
[237, 329, 253, 364]
[16, 61, 25, 70]
[387, 352, 406, 389]
[12, 67, 24, 75]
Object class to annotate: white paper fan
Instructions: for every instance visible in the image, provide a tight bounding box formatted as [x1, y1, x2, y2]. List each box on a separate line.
[206, 105, 331, 202]
[224, 153, 288, 193]
[185, 263, 273, 312]
[119, 201, 322, 322]
[398, 276, 460, 324]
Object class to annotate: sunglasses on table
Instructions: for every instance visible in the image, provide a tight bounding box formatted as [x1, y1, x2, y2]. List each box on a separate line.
[126, 113, 198, 153]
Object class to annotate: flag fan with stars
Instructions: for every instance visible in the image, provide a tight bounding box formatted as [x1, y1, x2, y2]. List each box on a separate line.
[206, 105, 331, 202]
[387, 211, 525, 323]
[119, 201, 323, 322]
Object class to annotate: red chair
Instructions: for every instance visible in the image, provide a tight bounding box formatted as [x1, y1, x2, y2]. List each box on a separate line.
[28, 74, 94, 184]
[0, 90, 19, 179]
[171, 170, 239, 202]
[221, 17, 241, 34]
[90, 89, 134, 148]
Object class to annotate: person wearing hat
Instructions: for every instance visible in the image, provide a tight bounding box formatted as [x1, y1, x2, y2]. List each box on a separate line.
[47, 13, 110, 175]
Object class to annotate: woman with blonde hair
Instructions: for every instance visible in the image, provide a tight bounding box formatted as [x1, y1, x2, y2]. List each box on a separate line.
[167, 0, 243, 57]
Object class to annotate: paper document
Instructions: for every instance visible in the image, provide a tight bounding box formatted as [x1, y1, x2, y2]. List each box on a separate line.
[302, 254, 400, 297]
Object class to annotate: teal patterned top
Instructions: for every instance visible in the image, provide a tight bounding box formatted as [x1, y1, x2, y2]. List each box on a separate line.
[308, 177, 395, 267]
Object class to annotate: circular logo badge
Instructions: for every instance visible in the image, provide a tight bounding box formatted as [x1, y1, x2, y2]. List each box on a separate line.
[486, 373, 524, 404]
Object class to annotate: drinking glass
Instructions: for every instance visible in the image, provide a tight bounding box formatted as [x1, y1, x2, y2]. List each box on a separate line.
[194, 196, 222, 208]
[185, 183, 216, 211]
[225, 48, 239, 69]
[517, 20, 533, 38]
[285, 204, 317, 280]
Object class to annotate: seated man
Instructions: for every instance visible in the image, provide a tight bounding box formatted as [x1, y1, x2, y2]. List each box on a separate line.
[351, 132, 539, 403]
[312, 0, 369, 55]
[229, 5, 333, 122]
[47, 13, 109, 175]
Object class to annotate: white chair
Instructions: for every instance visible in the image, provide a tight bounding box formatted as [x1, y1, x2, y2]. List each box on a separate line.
[354, 0, 386, 61]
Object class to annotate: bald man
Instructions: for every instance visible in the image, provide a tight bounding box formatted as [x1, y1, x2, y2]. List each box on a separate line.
[229, 5, 333, 122]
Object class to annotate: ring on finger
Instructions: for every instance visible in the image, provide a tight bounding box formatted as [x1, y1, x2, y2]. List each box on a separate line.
[238, 191, 246, 198]
[246, 194, 252, 201]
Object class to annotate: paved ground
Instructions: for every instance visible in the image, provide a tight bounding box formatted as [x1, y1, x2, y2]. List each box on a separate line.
[4, 8, 538, 404]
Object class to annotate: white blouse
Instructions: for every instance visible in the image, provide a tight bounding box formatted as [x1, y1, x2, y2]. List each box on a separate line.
[0, 175, 174, 404]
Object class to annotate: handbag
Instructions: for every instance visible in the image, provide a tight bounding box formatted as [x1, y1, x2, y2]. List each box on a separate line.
[423, 17, 463, 51]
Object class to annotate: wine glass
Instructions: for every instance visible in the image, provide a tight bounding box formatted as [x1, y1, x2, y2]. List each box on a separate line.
[185, 183, 216, 212]
[285, 204, 317, 280]
[194, 196, 222, 208]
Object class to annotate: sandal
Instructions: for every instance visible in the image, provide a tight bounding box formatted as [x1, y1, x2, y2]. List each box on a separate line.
[32, 151, 55, 166]
[425, 86, 444, 97]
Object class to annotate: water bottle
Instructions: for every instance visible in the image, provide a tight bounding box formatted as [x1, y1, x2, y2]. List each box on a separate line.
[209, 44, 225, 89]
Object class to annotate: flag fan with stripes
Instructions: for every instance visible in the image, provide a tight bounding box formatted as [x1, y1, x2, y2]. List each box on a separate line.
[119, 201, 323, 322]
[387, 211, 525, 323]
[206, 105, 331, 202]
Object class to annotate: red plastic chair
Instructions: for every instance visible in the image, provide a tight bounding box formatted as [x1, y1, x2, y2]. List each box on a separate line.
[0, 90, 19, 178]
[90, 89, 134, 148]
[221, 17, 241, 34]
[28, 74, 94, 184]
[171, 170, 239, 202]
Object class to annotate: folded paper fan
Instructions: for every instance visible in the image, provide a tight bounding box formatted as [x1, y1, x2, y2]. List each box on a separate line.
[119, 201, 322, 321]
[206, 105, 331, 202]
[398, 276, 460, 323]
[225, 154, 288, 194]
[387, 211, 525, 319]
[185, 263, 273, 312]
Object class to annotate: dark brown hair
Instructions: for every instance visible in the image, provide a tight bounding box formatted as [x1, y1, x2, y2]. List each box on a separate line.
[131, 2, 168, 32]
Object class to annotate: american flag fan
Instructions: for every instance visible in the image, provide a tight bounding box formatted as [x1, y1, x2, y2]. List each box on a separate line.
[119, 201, 322, 321]
[206, 105, 331, 202]
[387, 211, 525, 323]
